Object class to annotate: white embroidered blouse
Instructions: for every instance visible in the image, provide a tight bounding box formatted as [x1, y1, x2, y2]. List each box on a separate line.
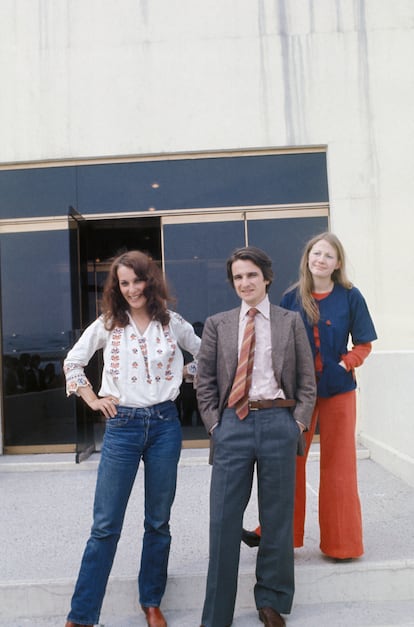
[64, 311, 201, 407]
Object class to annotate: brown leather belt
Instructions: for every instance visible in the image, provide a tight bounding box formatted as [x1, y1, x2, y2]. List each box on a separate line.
[248, 399, 296, 410]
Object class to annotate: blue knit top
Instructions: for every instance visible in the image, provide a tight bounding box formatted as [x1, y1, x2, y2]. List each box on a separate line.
[280, 284, 377, 398]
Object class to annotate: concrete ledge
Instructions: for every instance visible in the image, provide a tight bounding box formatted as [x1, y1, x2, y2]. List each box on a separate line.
[0, 444, 370, 473]
[4, 602, 414, 627]
[1, 559, 414, 620]
[0, 451, 209, 473]
[360, 433, 414, 488]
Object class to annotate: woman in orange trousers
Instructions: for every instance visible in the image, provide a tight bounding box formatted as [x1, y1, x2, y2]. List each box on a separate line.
[242, 232, 377, 560]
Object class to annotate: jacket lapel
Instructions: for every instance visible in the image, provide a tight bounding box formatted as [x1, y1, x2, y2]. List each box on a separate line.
[270, 305, 288, 382]
[220, 308, 240, 380]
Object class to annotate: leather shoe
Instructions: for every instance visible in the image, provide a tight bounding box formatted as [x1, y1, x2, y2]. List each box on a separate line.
[241, 528, 260, 548]
[65, 622, 93, 627]
[141, 605, 167, 627]
[258, 606, 286, 627]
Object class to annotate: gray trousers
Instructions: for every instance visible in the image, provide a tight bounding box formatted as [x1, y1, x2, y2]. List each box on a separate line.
[201, 407, 299, 627]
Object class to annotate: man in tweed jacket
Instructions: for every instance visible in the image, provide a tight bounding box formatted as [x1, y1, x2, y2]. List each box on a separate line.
[197, 246, 315, 627]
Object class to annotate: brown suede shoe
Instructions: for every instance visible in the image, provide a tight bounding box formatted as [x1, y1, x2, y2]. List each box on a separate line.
[141, 605, 167, 627]
[65, 622, 93, 627]
[258, 606, 286, 627]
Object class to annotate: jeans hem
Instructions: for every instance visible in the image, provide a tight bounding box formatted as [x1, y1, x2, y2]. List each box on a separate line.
[67, 612, 99, 624]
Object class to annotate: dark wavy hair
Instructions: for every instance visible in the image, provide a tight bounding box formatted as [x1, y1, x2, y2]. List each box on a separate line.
[226, 246, 273, 292]
[101, 250, 173, 330]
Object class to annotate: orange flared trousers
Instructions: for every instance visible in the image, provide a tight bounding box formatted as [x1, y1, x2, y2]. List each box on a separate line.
[256, 390, 364, 559]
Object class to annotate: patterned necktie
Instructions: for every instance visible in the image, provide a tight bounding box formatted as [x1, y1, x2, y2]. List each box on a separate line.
[228, 308, 258, 419]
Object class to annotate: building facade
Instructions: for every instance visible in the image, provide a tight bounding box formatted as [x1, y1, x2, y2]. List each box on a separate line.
[0, 149, 329, 458]
[0, 1, 413, 482]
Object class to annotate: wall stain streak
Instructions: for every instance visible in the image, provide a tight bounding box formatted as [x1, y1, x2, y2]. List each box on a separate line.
[354, 0, 380, 295]
[138, 0, 149, 23]
[335, 0, 344, 32]
[308, 0, 315, 33]
[258, 0, 271, 140]
[277, 0, 309, 145]
[355, 0, 379, 193]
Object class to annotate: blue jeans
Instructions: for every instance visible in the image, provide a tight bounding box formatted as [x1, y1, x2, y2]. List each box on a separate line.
[68, 401, 182, 626]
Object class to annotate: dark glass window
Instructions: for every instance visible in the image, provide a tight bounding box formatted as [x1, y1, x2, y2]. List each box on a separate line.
[1, 230, 76, 447]
[0, 149, 329, 452]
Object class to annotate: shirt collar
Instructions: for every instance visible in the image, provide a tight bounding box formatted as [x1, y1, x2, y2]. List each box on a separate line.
[240, 294, 270, 320]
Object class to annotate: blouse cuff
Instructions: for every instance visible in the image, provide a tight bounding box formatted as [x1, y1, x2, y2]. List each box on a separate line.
[64, 362, 92, 397]
[186, 360, 198, 376]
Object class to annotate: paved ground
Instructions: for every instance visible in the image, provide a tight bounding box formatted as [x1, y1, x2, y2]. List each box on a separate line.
[1, 446, 414, 626]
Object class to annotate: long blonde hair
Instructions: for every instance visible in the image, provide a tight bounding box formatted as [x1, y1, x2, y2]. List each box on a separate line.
[296, 232, 352, 324]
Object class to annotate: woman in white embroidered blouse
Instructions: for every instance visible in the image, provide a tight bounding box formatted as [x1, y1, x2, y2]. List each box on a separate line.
[63, 250, 201, 627]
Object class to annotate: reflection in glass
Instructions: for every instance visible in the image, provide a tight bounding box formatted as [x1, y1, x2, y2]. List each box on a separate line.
[3, 334, 75, 447]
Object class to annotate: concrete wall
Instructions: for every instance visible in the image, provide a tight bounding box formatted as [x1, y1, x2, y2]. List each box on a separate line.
[358, 352, 414, 488]
[1, 0, 413, 480]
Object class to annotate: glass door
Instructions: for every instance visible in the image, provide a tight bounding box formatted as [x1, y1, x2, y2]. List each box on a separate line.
[70, 214, 162, 460]
[162, 213, 246, 444]
[162, 208, 329, 445]
[68, 210, 97, 461]
[162, 209, 329, 320]
[246, 210, 329, 303]
[162, 213, 246, 321]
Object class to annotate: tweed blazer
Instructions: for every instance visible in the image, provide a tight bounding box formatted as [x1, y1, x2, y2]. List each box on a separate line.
[196, 304, 316, 444]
